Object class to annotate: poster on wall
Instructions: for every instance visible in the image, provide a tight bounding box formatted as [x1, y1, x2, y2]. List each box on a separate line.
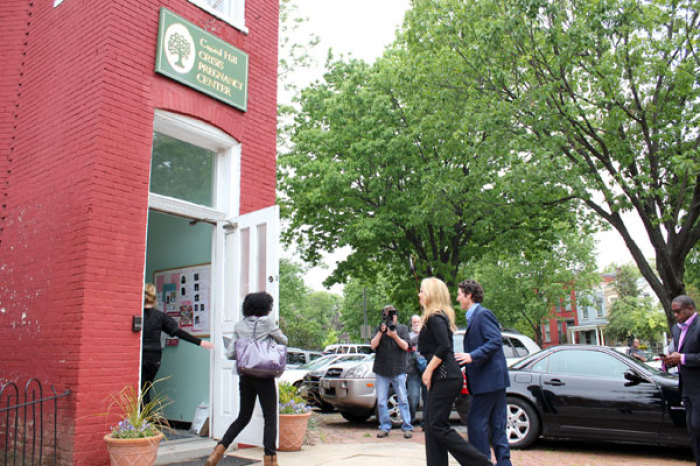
[154, 263, 211, 337]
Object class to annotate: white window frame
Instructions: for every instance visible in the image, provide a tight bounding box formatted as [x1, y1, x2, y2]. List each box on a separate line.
[187, 0, 248, 34]
[150, 109, 241, 220]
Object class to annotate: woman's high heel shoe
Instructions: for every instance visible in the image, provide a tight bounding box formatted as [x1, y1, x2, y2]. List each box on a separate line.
[205, 444, 226, 466]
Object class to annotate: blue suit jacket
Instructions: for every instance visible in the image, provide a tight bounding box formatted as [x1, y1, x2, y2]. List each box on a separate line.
[672, 313, 700, 398]
[462, 303, 510, 395]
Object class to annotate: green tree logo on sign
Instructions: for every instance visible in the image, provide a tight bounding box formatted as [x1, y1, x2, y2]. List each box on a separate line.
[163, 23, 195, 74]
[168, 33, 191, 68]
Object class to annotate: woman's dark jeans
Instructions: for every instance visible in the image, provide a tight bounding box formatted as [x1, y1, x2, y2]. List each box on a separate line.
[219, 375, 278, 455]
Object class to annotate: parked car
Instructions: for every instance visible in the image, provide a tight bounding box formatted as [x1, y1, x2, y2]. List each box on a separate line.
[322, 343, 373, 355]
[453, 329, 541, 366]
[280, 353, 370, 388]
[320, 329, 538, 426]
[286, 347, 323, 369]
[299, 354, 373, 410]
[505, 345, 687, 449]
[612, 346, 664, 370]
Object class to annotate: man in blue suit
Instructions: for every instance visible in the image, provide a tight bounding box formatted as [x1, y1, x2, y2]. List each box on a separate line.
[455, 279, 511, 466]
[662, 295, 700, 465]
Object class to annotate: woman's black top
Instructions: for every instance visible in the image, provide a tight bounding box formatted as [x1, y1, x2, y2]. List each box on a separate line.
[142, 307, 201, 354]
[418, 312, 462, 380]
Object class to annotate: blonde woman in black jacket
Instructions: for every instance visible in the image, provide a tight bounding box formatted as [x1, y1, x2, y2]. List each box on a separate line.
[418, 277, 491, 466]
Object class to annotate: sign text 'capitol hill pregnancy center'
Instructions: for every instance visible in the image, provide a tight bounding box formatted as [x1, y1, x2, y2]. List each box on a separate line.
[156, 8, 249, 111]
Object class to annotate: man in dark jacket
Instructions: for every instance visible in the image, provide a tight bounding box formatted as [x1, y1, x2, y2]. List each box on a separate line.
[662, 295, 700, 465]
[455, 279, 511, 466]
[370, 305, 414, 438]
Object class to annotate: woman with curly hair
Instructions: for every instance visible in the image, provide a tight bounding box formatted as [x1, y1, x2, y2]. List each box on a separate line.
[206, 291, 287, 466]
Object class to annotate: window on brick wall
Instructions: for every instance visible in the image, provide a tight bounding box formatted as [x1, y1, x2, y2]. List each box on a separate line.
[544, 324, 551, 342]
[151, 132, 216, 207]
[149, 109, 240, 221]
[188, 0, 247, 32]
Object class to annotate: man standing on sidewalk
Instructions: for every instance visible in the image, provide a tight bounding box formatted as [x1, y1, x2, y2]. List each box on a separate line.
[455, 279, 511, 466]
[370, 305, 414, 438]
[662, 295, 700, 465]
[406, 314, 427, 427]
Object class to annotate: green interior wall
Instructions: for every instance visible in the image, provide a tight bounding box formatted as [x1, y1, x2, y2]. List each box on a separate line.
[145, 210, 212, 422]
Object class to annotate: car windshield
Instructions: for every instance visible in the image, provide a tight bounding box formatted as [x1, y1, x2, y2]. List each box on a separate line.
[298, 356, 337, 371]
[615, 350, 664, 375]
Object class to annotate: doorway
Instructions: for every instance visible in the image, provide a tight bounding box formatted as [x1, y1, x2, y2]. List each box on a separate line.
[144, 210, 213, 423]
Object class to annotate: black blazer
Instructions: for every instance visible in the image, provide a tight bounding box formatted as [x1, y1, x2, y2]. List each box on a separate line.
[672, 313, 700, 397]
[418, 312, 462, 380]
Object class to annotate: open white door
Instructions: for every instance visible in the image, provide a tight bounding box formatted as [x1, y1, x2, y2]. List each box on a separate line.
[211, 205, 280, 445]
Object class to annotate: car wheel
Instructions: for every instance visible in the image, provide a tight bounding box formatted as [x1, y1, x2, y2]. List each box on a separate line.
[319, 401, 335, 412]
[386, 393, 404, 428]
[506, 396, 539, 449]
[340, 410, 372, 423]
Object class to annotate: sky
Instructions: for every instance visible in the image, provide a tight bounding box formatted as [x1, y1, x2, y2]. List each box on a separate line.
[283, 1, 654, 292]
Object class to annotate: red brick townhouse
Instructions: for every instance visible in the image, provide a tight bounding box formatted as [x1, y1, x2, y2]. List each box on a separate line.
[1, 0, 280, 463]
[540, 289, 579, 348]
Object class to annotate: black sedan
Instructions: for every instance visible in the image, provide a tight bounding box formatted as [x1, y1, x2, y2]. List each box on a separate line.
[506, 345, 687, 448]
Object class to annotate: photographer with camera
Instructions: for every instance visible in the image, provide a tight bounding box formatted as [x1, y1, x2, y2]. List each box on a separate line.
[370, 305, 414, 438]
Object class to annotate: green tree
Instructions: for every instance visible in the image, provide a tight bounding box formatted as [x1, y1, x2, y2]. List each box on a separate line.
[605, 296, 667, 347]
[605, 264, 666, 346]
[278, 258, 340, 349]
[278, 50, 578, 299]
[339, 273, 421, 343]
[403, 0, 700, 329]
[471, 226, 599, 346]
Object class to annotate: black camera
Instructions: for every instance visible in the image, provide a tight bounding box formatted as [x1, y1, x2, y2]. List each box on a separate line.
[383, 309, 398, 332]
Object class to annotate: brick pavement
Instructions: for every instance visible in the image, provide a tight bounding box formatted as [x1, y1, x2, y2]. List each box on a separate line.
[306, 412, 695, 465]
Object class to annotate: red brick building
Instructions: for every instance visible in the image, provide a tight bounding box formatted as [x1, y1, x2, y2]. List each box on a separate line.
[540, 289, 579, 348]
[1, 0, 280, 463]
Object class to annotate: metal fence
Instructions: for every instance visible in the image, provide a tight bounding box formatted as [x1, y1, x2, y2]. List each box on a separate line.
[0, 379, 70, 466]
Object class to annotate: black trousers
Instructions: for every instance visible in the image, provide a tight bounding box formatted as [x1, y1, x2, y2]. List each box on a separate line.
[140, 351, 161, 406]
[219, 375, 277, 455]
[424, 377, 492, 466]
[685, 394, 700, 466]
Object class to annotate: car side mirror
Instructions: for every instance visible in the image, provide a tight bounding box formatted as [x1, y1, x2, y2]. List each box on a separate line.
[624, 370, 646, 385]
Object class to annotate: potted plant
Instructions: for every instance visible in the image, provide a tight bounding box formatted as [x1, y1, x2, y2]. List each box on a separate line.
[102, 381, 171, 466]
[277, 382, 312, 452]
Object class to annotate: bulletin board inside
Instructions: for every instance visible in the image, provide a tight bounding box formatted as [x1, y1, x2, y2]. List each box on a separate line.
[154, 263, 211, 338]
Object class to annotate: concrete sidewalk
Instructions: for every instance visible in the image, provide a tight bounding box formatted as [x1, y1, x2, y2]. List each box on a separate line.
[229, 441, 447, 466]
[155, 438, 443, 466]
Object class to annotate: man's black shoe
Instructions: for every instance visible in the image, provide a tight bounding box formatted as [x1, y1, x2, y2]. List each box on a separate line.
[403, 430, 413, 439]
[377, 431, 389, 438]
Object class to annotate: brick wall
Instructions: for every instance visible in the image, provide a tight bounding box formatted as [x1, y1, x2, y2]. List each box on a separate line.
[0, 0, 278, 464]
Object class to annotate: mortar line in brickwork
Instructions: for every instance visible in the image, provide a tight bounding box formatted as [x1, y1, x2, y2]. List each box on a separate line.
[1, 1, 35, 248]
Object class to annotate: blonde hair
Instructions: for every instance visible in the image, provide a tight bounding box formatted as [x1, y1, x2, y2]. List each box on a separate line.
[420, 277, 456, 331]
[144, 283, 157, 306]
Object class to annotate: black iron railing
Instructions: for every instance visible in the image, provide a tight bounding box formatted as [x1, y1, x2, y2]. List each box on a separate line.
[0, 379, 70, 466]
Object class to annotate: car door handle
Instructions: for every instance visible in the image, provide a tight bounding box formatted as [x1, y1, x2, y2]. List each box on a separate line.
[543, 379, 565, 386]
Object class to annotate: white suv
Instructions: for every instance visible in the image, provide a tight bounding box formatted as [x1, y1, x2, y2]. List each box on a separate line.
[453, 329, 540, 366]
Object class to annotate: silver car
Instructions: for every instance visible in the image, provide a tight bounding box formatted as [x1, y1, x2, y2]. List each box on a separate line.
[299, 354, 372, 410]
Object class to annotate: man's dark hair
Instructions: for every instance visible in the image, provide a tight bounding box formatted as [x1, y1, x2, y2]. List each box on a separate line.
[458, 279, 484, 303]
[672, 295, 696, 309]
[242, 291, 274, 317]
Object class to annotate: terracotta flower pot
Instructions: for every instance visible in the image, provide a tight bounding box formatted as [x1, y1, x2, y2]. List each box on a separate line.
[277, 412, 311, 452]
[104, 433, 163, 466]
